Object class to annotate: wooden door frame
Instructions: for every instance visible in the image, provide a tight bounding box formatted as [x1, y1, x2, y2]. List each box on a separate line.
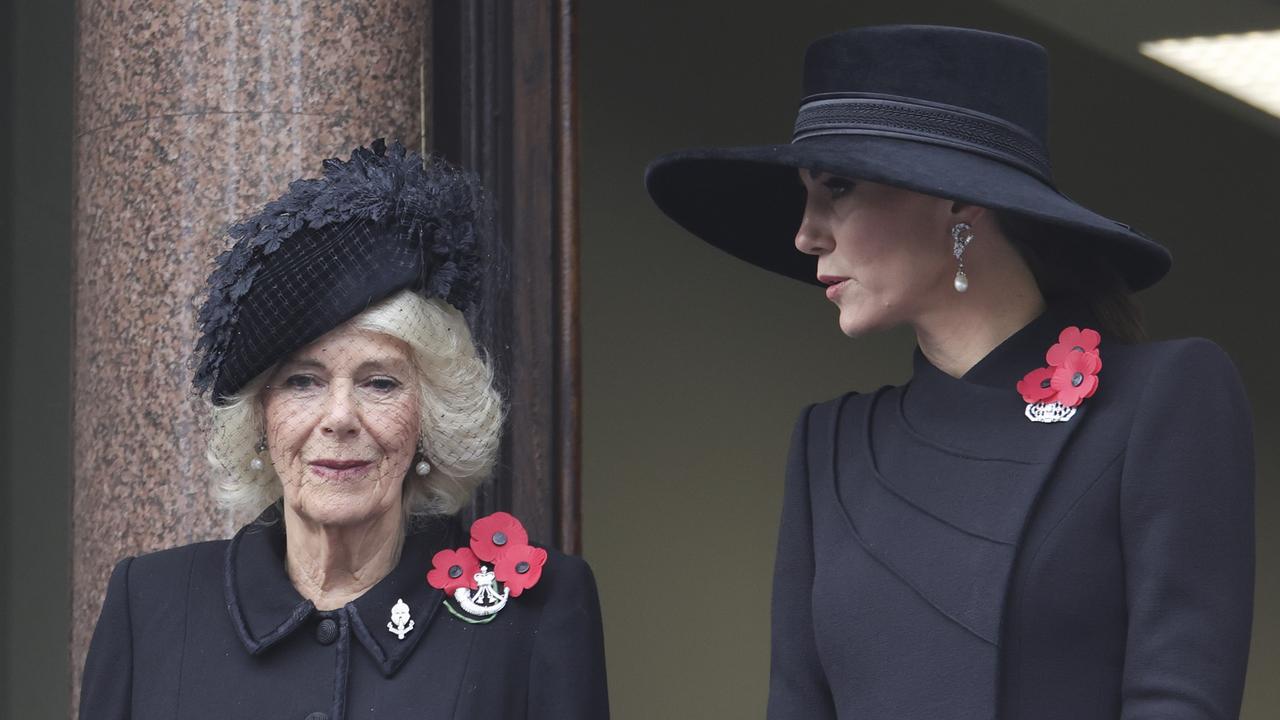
[428, 0, 581, 553]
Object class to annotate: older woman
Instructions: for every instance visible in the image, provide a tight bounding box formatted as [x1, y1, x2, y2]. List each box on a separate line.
[79, 140, 609, 719]
[646, 25, 1253, 720]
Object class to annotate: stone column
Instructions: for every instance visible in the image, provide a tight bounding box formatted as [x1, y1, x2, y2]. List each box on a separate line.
[71, 0, 425, 712]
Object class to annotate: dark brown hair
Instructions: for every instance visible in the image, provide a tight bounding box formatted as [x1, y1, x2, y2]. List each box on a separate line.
[996, 211, 1146, 343]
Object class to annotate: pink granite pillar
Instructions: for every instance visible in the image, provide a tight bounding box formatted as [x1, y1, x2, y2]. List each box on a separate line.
[71, 0, 426, 713]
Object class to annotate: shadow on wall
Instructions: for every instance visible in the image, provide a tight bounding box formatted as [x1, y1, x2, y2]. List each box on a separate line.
[579, 1, 1279, 719]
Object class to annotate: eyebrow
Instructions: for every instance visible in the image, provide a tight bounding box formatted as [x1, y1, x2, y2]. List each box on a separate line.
[280, 356, 413, 375]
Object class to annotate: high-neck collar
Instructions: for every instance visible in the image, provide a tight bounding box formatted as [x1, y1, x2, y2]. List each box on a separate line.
[899, 300, 1099, 461]
[913, 300, 1097, 390]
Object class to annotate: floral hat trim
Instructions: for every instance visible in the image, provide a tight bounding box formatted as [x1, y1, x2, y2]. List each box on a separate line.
[192, 139, 490, 402]
[427, 511, 547, 624]
[1016, 326, 1102, 423]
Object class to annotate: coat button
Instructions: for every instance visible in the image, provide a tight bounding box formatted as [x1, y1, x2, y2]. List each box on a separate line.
[315, 618, 338, 645]
[304, 714, 328, 720]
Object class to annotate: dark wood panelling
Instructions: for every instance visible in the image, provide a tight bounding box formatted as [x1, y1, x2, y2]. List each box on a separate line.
[430, 0, 580, 553]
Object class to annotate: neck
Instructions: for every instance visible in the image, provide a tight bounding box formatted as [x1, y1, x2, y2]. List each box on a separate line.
[283, 505, 406, 611]
[914, 277, 1045, 379]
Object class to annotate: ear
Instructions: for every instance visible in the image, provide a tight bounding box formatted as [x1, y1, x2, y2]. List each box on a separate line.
[948, 201, 988, 225]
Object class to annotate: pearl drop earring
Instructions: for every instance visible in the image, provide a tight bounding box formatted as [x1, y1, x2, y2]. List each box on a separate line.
[415, 444, 431, 476]
[249, 437, 266, 471]
[951, 222, 974, 293]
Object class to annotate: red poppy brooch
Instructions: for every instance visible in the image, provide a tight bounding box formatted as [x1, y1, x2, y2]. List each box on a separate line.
[1016, 326, 1102, 423]
[427, 511, 547, 624]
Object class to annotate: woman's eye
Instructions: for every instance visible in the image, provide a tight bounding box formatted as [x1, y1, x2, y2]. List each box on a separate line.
[284, 374, 318, 390]
[823, 177, 855, 198]
[365, 377, 401, 392]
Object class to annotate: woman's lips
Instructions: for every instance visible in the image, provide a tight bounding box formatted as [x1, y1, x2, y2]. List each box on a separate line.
[823, 278, 851, 301]
[309, 460, 374, 480]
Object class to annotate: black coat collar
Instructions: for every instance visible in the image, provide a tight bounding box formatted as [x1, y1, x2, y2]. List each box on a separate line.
[819, 300, 1104, 647]
[900, 300, 1099, 462]
[223, 505, 459, 677]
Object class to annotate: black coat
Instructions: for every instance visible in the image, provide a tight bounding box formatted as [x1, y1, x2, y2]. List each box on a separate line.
[79, 512, 609, 719]
[768, 305, 1254, 719]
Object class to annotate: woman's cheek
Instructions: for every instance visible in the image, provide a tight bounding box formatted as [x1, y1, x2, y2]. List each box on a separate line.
[376, 405, 418, 451]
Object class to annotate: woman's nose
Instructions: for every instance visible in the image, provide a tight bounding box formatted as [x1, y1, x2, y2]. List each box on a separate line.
[794, 206, 829, 256]
[320, 382, 360, 436]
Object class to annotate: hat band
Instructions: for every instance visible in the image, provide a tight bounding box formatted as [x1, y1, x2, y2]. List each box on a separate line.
[793, 93, 1053, 184]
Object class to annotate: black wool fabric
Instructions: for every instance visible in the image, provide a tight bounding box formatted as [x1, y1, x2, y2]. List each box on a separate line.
[78, 513, 610, 719]
[768, 305, 1254, 719]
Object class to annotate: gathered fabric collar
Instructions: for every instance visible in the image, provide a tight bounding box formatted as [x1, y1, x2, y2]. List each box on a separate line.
[223, 504, 459, 677]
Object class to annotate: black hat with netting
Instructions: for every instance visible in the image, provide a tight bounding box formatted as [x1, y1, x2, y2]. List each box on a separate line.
[192, 139, 491, 404]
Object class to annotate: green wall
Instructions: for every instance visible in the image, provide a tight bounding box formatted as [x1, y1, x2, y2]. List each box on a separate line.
[579, 2, 1279, 718]
[1, 0, 74, 717]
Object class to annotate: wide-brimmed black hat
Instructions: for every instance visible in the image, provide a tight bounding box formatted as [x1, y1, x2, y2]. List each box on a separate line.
[193, 139, 490, 404]
[645, 25, 1171, 291]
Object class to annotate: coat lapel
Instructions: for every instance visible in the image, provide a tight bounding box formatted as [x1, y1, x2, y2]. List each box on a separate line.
[819, 303, 1098, 644]
[346, 516, 456, 677]
[223, 505, 459, 676]
[223, 506, 314, 655]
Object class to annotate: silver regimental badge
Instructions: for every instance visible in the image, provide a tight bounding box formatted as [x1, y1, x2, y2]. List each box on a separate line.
[387, 597, 415, 640]
[1025, 401, 1076, 423]
[454, 565, 510, 617]
[427, 512, 545, 625]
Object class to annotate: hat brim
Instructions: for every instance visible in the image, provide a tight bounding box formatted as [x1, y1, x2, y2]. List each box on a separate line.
[644, 136, 1170, 291]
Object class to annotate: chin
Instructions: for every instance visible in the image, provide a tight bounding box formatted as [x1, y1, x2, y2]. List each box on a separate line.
[289, 482, 402, 528]
[836, 298, 901, 338]
[836, 309, 883, 338]
[297, 498, 397, 528]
